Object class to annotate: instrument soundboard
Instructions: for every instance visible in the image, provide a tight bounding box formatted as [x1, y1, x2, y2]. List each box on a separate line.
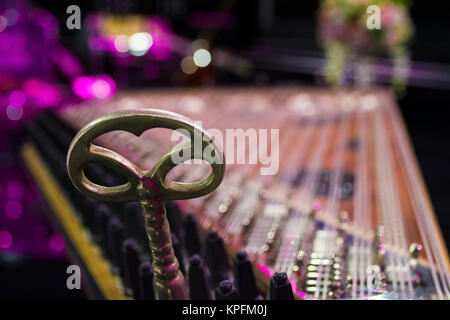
[23, 87, 450, 300]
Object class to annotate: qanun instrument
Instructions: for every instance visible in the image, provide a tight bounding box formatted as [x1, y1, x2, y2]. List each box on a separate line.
[22, 87, 450, 300]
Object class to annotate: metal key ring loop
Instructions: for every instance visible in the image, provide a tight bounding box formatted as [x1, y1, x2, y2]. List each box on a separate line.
[66, 108, 225, 202]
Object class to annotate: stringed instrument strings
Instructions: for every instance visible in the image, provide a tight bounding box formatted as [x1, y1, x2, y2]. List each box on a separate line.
[384, 98, 450, 298]
[59, 88, 450, 300]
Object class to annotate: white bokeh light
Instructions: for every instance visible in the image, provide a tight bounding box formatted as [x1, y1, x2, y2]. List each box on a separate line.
[193, 49, 211, 67]
[128, 32, 153, 56]
[6, 105, 23, 121]
[92, 79, 112, 99]
[180, 56, 198, 74]
[114, 35, 129, 53]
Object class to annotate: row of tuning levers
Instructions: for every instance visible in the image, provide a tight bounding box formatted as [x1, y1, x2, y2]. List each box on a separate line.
[25, 110, 297, 300]
[77, 195, 299, 300]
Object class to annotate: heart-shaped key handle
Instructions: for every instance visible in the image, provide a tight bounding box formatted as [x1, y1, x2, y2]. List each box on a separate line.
[66, 108, 225, 300]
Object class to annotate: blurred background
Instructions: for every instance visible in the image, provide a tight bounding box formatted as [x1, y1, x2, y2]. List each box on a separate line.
[0, 0, 449, 298]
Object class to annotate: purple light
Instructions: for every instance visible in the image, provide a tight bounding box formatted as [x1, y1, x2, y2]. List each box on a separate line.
[148, 17, 172, 60]
[0, 15, 7, 32]
[88, 34, 106, 51]
[8, 90, 26, 108]
[49, 233, 65, 252]
[6, 180, 24, 199]
[37, 11, 59, 39]
[4, 9, 19, 27]
[0, 230, 13, 249]
[0, 23, 32, 74]
[6, 105, 23, 121]
[85, 13, 101, 30]
[72, 75, 117, 100]
[72, 76, 91, 99]
[51, 46, 84, 79]
[22, 78, 62, 108]
[5, 200, 22, 219]
[40, 13, 57, 30]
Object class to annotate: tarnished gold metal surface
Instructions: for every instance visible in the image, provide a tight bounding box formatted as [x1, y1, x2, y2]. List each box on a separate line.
[67, 108, 224, 202]
[66, 108, 225, 300]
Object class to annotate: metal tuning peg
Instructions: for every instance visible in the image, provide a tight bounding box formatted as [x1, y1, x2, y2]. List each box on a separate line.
[409, 242, 423, 269]
[269, 272, 294, 300]
[66, 109, 225, 299]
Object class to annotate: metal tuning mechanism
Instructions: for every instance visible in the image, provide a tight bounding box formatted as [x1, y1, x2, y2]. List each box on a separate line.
[66, 109, 225, 299]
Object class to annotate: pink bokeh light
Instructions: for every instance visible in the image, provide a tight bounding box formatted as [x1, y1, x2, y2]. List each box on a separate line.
[48, 233, 65, 252]
[72, 75, 117, 100]
[0, 230, 13, 249]
[9, 90, 26, 108]
[22, 78, 62, 108]
[147, 17, 172, 60]
[6, 180, 24, 199]
[5, 200, 23, 219]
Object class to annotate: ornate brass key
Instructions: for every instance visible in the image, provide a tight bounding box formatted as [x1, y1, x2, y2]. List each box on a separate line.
[66, 109, 225, 300]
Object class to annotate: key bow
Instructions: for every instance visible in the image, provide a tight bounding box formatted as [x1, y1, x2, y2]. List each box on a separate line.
[66, 108, 225, 202]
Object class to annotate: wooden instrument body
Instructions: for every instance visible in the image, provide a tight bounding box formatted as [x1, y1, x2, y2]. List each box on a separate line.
[61, 87, 450, 299]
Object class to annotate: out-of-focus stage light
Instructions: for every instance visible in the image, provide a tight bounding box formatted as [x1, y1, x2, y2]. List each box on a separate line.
[0, 230, 13, 249]
[5, 200, 22, 220]
[72, 75, 117, 100]
[128, 32, 153, 56]
[92, 79, 113, 99]
[193, 48, 211, 67]
[22, 79, 62, 109]
[6, 105, 23, 121]
[49, 233, 65, 253]
[6, 90, 26, 121]
[4, 9, 19, 27]
[6, 180, 24, 199]
[181, 56, 198, 74]
[9, 90, 26, 108]
[0, 15, 7, 32]
[114, 35, 129, 53]
[192, 39, 209, 51]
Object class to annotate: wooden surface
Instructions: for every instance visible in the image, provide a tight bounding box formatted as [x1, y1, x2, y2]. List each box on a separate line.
[57, 87, 450, 299]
